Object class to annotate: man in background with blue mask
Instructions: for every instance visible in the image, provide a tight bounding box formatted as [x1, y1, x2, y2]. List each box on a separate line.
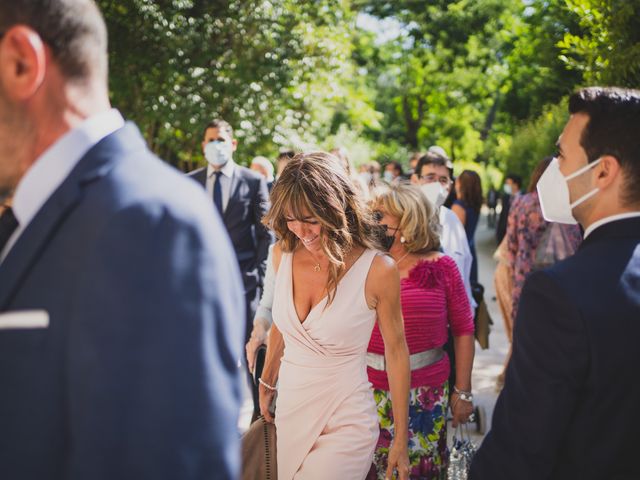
[189, 119, 271, 420]
[471, 87, 640, 479]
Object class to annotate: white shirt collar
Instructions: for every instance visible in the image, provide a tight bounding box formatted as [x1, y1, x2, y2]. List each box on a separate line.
[207, 158, 236, 178]
[583, 211, 640, 239]
[12, 109, 125, 229]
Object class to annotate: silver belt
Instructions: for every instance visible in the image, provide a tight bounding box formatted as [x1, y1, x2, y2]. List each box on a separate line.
[366, 348, 444, 372]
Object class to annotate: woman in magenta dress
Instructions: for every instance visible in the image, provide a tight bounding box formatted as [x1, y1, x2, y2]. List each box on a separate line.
[367, 184, 475, 479]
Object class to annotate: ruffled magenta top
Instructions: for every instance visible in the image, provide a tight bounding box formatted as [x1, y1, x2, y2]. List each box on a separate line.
[367, 255, 474, 390]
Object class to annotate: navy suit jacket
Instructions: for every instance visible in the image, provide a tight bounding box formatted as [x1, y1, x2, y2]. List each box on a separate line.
[0, 124, 245, 479]
[188, 164, 271, 294]
[471, 217, 640, 480]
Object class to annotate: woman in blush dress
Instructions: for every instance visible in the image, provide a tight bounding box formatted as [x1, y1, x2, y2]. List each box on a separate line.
[367, 184, 475, 480]
[258, 152, 411, 480]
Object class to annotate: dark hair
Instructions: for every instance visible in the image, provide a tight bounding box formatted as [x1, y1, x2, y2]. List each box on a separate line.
[569, 87, 640, 205]
[388, 161, 403, 176]
[528, 157, 553, 193]
[457, 170, 483, 213]
[203, 119, 233, 139]
[0, 0, 108, 81]
[416, 152, 450, 179]
[505, 173, 523, 190]
[277, 150, 296, 162]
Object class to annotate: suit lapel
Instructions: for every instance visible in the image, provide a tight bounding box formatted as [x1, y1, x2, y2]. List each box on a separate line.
[0, 124, 146, 310]
[223, 168, 242, 221]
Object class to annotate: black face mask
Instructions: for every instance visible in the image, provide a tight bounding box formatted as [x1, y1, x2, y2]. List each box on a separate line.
[373, 226, 396, 252]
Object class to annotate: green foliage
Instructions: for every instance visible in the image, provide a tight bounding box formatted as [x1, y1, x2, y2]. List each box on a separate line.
[98, 0, 636, 176]
[558, 0, 640, 87]
[99, 0, 378, 169]
[494, 99, 568, 185]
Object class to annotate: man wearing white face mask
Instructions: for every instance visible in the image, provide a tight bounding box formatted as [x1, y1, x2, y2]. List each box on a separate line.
[414, 152, 475, 312]
[188, 119, 272, 419]
[471, 87, 640, 480]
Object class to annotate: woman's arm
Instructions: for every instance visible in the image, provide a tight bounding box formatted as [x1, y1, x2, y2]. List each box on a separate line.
[444, 257, 476, 426]
[451, 334, 475, 426]
[367, 254, 410, 480]
[246, 244, 276, 373]
[258, 322, 284, 423]
[452, 202, 466, 226]
[257, 243, 284, 423]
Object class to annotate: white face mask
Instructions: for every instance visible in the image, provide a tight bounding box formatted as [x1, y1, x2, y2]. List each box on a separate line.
[537, 157, 601, 225]
[204, 141, 232, 166]
[383, 171, 394, 183]
[420, 182, 447, 209]
[503, 184, 512, 195]
[359, 172, 372, 185]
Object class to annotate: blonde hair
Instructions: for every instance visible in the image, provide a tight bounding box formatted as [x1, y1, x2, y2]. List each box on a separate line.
[373, 184, 441, 254]
[263, 152, 379, 304]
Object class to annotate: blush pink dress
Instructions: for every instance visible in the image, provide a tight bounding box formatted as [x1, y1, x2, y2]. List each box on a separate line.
[272, 249, 379, 480]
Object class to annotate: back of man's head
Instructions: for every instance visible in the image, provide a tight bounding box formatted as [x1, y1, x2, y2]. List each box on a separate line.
[0, 0, 108, 83]
[569, 87, 640, 206]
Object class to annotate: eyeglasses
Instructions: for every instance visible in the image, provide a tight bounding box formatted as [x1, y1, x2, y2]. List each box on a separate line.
[419, 173, 452, 186]
[379, 224, 401, 235]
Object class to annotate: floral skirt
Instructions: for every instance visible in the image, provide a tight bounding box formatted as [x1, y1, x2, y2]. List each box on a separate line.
[366, 382, 449, 480]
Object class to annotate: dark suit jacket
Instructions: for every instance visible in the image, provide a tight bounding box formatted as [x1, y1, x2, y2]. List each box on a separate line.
[188, 164, 271, 294]
[471, 216, 640, 480]
[0, 124, 245, 479]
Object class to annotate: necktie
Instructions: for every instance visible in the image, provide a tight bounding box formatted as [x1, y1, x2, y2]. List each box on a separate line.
[213, 171, 223, 215]
[0, 207, 18, 253]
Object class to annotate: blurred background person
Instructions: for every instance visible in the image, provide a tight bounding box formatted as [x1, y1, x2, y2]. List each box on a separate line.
[495, 173, 522, 244]
[486, 185, 498, 228]
[367, 184, 475, 479]
[250, 155, 275, 192]
[275, 150, 297, 181]
[384, 161, 404, 184]
[331, 146, 370, 199]
[452, 170, 483, 284]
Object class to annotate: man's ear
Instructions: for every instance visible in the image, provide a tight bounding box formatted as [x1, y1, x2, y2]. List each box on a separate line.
[231, 138, 238, 152]
[0, 26, 47, 101]
[595, 155, 621, 190]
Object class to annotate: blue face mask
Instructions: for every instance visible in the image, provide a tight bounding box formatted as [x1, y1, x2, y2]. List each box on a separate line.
[503, 184, 512, 195]
[204, 140, 232, 166]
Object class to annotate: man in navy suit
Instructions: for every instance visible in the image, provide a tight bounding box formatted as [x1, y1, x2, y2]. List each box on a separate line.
[471, 87, 640, 479]
[188, 120, 271, 419]
[0, 1, 245, 479]
[188, 120, 271, 342]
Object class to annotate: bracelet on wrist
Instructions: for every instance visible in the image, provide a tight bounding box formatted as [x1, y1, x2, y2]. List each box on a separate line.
[258, 378, 277, 391]
[453, 386, 473, 402]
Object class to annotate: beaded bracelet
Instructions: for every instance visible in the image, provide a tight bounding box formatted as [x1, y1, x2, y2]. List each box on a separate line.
[258, 378, 277, 391]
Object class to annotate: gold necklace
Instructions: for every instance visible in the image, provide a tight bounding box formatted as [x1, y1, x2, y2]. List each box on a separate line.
[308, 250, 323, 272]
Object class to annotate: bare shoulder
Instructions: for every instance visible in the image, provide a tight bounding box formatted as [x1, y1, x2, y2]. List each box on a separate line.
[370, 252, 397, 275]
[365, 252, 400, 309]
[367, 252, 399, 288]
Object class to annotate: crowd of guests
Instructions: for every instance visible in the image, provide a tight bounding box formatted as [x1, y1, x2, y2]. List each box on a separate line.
[0, 2, 639, 480]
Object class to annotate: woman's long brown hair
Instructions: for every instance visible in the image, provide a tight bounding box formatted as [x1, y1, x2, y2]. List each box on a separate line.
[457, 170, 483, 213]
[263, 152, 380, 305]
